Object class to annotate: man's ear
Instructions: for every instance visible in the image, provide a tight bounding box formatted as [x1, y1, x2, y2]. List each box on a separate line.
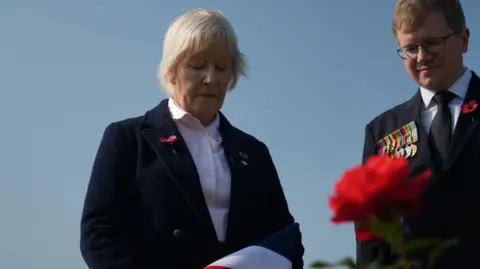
[461, 27, 470, 53]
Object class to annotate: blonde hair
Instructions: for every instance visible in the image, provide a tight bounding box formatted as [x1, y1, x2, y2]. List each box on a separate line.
[392, 0, 466, 37]
[158, 8, 247, 95]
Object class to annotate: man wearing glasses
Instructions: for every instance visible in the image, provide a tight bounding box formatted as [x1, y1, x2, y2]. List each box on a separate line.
[358, 0, 478, 268]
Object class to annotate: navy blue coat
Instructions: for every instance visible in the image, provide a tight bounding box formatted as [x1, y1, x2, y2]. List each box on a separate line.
[80, 99, 304, 269]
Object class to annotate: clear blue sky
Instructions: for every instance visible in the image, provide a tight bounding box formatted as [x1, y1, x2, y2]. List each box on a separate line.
[1, 0, 480, 268]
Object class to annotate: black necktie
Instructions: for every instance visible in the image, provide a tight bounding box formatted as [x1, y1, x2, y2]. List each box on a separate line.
[428, 91, 456, 161]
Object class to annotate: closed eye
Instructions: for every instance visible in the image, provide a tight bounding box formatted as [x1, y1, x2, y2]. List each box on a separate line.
[190, 64, 205, 70]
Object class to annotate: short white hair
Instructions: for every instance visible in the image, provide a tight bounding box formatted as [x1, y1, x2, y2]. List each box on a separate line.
[158, 8, 247, 95]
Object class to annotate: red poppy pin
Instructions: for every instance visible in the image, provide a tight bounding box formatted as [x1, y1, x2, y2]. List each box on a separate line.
[461, 100, 477, 114]
[160, 135, 177, 144]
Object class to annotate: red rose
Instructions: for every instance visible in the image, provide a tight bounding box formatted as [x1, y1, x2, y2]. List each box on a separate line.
[355, 224, 382, 241]
[328, 155, 431, 240]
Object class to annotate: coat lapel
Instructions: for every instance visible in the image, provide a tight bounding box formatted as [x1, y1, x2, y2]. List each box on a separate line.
[444, 72, 480, 170]
[140, 99, 216, 239]
[217, 113, 251, 242]
[403, 91, 437, 175]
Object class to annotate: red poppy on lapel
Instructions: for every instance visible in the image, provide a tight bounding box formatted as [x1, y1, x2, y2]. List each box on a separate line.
[160, 135, 177, 144]
[461, 100, 477, 114]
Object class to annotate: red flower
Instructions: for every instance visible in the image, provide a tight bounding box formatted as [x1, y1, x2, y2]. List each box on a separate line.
[356, 223, 382, 241]
[160, 135, 177, 144]
[328, 155, 431, 240]
[461, 100, 477, 114]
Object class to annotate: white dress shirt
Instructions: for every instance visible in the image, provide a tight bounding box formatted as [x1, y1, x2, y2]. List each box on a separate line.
[168, 98, 231, 242]
[420, 68, 472, 134]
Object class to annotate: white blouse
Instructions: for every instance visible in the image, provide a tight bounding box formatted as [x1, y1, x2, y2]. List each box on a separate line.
[168, 98, 231, 242]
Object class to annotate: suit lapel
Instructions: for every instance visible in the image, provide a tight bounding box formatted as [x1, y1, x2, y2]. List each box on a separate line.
[140, 99, 216, 239]
[445, 72, 480, 170]
[218, 113, 250, 242]
[403, 91, 437, 175]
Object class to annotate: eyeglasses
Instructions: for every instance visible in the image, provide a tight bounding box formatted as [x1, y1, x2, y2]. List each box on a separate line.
[396, 30, 461, 60]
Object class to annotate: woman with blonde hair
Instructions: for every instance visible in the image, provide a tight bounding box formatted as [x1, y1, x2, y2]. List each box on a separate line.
[80, 8, 304, 269]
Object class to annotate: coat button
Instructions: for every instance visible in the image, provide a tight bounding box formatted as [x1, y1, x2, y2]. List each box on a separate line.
[173, 229, 184, 238]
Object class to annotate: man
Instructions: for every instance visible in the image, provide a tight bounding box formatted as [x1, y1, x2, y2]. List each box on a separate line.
[358, 0, 480, 268]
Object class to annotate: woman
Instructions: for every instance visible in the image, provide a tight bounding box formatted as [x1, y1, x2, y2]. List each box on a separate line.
[80, 8, 303, 269]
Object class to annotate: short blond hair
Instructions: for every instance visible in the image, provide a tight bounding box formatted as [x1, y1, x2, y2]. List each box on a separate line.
[158, 8, 247, 95]
[392, 0, 466, 37]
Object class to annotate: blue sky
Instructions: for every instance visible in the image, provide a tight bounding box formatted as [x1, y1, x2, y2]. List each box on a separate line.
[1, 0, 480, 268]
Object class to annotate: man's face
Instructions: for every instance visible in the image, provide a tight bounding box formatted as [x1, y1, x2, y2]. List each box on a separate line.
[396, 10, 469, 91]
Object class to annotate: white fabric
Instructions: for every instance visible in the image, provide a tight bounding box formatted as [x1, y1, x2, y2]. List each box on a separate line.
[168, 98, 231, 242]
[205, 245, 292, 269]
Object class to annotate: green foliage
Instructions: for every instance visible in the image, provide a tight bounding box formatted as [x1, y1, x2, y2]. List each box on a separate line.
[310, 257, 356, 268]
[367, 218, 403, 249]
[310, 218, 457, 269]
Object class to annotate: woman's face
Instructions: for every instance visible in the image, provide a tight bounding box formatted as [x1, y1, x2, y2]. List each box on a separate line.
[171, 38, 234, 126]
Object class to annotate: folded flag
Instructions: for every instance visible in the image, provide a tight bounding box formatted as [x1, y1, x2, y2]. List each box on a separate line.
[204, 223, 300, 269]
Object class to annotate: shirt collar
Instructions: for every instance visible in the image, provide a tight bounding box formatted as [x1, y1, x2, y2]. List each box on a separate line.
[420, 67, 472, 108]
[167, 98, 220, 135]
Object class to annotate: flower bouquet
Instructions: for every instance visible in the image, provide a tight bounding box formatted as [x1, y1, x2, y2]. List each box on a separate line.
[311, 155, 456, 269]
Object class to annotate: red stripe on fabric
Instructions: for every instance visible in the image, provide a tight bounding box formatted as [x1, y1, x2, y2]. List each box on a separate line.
[391, 131, 398, 150]
[400, 127, 407, 145]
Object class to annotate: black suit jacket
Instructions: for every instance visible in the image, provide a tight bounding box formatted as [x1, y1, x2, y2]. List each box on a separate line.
[80, 99, 304, 269]
[357, 72, 480, 268]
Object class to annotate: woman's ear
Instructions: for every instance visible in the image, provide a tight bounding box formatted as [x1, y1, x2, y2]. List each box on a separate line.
[168, 71, 176, 85]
